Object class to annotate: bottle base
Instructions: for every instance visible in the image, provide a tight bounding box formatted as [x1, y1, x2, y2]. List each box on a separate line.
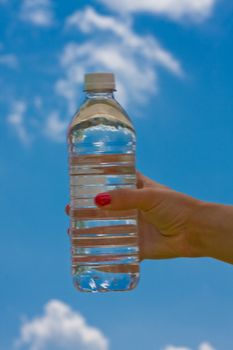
[73, 269, 139, 293]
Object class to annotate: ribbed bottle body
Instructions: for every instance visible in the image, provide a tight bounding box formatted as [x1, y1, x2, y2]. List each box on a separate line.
[68, 97, 139, 292]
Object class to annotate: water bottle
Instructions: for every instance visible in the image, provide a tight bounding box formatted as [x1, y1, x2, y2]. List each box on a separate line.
[67, 72, 139, 292]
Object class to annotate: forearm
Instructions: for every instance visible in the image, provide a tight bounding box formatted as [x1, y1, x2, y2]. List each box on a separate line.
[192, 201, 233, 264]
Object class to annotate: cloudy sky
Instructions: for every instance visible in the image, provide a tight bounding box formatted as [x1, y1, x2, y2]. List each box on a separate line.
[0, 0, 233, 349]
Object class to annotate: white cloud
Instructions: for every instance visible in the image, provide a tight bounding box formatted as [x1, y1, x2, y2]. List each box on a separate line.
[163, 343, 216, 350]
[6, 100, 68, 145]
[43, 111, 68, 142]
[97, 0, 216, 21]
[15, 299, 109, 350]
[199, 342, 215, 350]
[56, 7, 183, 111]
[7, 101, 31, 145]
[65, 7, 182, 77]
[20, 0, 54, 27]
[0, 54, 18, 68]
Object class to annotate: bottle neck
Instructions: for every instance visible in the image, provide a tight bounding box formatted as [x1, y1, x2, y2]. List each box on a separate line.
[85, 90, 115, 100]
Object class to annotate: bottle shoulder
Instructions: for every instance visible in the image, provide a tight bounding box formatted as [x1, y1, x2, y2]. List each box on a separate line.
[69, 98, 134, 132]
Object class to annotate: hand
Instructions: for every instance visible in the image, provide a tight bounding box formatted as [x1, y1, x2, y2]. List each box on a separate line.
[94, 172, 204, 261]
[66, 172, 233, 264]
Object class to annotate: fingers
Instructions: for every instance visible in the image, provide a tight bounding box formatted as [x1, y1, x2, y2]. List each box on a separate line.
[66, 186, 167, 212]
[95, 188, 162, 212]
[66, 172, 168, 214]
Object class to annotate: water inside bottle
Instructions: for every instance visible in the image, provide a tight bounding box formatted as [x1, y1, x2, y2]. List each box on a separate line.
[68, 98, 139, 292]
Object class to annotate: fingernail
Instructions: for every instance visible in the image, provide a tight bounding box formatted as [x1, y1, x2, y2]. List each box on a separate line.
[65, 204, 70, 215]
[95, 193, 111, 206]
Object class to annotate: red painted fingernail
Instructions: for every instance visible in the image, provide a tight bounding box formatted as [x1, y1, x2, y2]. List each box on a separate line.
[65, 204, 70, 215]
[95, 193, 111, 206]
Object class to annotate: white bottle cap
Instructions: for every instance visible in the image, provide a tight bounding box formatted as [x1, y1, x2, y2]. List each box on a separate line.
[84, 72, 116, 92]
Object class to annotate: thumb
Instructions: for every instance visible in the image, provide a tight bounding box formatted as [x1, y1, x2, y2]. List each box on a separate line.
[94, 188, 163, 212]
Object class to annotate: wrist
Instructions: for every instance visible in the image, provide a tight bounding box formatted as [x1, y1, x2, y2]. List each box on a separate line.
[182, 199, 205, 258]
[187, 200, 233, 263]
[191, 201, 217, 258]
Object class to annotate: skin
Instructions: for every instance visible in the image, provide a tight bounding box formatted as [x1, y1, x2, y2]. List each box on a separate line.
[66, 172, 233, 265]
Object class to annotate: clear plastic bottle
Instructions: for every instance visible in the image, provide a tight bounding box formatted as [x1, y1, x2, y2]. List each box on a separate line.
[67, 73, 139, 292]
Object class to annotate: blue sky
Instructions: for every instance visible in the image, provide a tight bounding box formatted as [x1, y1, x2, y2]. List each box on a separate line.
[0, 0, 233, 349]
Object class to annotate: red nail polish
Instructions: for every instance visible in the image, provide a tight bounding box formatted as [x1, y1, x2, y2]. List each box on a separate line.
[95, 193, 111, 206]
[65, 204, 70, 215]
